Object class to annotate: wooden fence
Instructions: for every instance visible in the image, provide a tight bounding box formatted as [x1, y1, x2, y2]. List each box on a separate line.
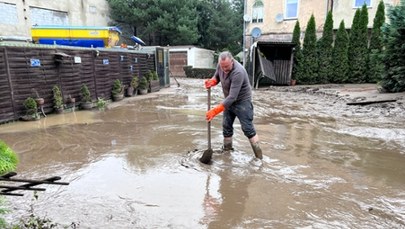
[0, 44, 155, 123]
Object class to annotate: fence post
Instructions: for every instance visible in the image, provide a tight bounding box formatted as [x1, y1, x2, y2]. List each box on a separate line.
[3, 47, 17, 120]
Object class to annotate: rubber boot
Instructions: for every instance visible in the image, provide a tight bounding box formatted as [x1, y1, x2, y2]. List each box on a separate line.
[249, 135, 263, 159]
[222, 137, 233, 152]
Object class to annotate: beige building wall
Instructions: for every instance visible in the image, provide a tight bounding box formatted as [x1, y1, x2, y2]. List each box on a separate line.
[332, 0, 400, 29]
[245, 0, 329, 46]
[0, 0, 110, 39]
[244, 0, 401, 48]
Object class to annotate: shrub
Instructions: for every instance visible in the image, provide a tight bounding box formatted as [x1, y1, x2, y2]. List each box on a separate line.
[112, 79, 123, 96]
[139, 76, 149, 90]
[80, 84, 91, 102]
[130, 75, 139, 88]
[52, 85, 63, 109]
[0, 140, 19, 175]
[23, 97, 37, 115]
[183, 66, 216, 79]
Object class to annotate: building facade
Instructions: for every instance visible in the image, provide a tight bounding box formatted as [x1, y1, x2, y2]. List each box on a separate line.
[244, 0, 400, 48]
[0, 0, 110, 40]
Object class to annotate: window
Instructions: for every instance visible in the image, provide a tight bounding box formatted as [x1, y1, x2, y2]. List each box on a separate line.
[285, 0, 298, 19]
[252, 0, 264, 23]
[30, 7, 68, 26]
[0, 2, 18, 25]
[354, 0, 371, 7]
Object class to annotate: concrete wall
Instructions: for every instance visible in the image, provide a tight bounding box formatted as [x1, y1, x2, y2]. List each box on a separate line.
[0, 0, 110, 39]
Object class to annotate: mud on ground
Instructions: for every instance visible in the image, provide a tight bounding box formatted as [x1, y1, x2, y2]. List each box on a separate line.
[259, 84, 405, 120]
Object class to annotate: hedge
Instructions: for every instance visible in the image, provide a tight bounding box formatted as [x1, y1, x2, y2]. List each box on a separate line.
[183, 66, 216, 79]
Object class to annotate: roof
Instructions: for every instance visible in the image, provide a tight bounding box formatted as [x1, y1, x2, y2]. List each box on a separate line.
[256, 41, 295, 47]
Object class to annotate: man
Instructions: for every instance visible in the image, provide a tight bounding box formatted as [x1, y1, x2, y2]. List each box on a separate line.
[205, 51, 263, 159]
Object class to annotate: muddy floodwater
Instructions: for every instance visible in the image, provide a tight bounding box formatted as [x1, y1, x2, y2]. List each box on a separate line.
[1, 78, 405, 228]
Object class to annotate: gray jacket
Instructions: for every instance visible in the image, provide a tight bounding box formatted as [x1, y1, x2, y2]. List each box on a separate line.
[214, 60, 252, 109]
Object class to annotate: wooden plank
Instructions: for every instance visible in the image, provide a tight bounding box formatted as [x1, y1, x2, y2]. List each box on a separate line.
[346, 100, 397, 105]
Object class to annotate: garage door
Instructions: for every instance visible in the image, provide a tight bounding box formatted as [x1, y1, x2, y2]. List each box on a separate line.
[169, 51, 187, 77]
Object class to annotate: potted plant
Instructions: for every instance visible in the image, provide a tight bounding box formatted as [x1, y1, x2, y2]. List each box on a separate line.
[96, 97, 107, 111]
[52, 85, 64, 113]
[147, 70, 160, 93]
[32, 88, 44, 106]
[80, 84, 93, 109]
[21, 97, 40, 121]
[127, 75, 139, 97]
[138, 76, 149, 95]
[112, 79, 124, 101]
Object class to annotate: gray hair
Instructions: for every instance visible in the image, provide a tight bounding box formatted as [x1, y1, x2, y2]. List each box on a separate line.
[218, 51, 233, 62]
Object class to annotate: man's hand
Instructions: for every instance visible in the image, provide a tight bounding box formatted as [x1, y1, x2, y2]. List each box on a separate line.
[206, 104, 225, 121]
[204, 79, 217, 89]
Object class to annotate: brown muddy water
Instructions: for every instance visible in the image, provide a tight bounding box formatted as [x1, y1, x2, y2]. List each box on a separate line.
[1, 78, 405, 228]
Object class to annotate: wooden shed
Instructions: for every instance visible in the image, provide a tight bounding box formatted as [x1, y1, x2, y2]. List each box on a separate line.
[251, 41, 295, 88]
[168, 46, 215, 77]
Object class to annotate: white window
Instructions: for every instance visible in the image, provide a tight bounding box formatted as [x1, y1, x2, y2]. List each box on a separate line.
[354, 0, 371, 7]
[285, 0, 299, 19]
[252, 0, 264, 23]
[30, 7, 68, 26]
[0, 2, 18, 25]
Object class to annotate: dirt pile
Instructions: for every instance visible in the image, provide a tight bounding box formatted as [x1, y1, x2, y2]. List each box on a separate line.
[261, 84, 405, 119]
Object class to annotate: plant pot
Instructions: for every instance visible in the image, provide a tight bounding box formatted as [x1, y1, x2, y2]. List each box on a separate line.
[112, 93, 124, 101]
[149, 80, 160, 93]
[126, 87, 134, 97]
[35, 98, 44, 106]
[21, 113, 40, 121]
[290, 79, 296, 86]
[81, 101, 93, 110]
[68, 97, 76, 103]
[55, 107, 64, 114]
[138, 88, 148, 95]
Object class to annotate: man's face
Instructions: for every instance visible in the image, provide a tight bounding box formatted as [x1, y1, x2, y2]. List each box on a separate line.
[219, 58, 233, 74]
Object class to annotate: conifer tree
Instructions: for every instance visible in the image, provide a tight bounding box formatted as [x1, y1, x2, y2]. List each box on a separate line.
[317, 11, 334, 83]
[331, 20, 349, 83]
[368, 0, 385, 82]
[380, 0, 405, 92]
[348, 5, 368, 83]
[299, 14, 318, 84]
[291, 21, 302, 82]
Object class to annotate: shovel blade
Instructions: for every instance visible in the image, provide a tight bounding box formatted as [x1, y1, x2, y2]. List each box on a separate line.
[199, 148, 213, 164]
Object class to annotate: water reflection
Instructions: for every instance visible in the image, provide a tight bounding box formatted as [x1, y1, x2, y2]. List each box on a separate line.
[1, 79, 404, 228]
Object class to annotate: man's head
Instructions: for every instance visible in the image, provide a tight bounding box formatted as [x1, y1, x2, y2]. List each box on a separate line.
[218, 51, 234, 74]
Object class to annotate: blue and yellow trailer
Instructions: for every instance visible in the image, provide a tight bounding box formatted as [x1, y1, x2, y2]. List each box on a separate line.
[31, 25, 121, 48]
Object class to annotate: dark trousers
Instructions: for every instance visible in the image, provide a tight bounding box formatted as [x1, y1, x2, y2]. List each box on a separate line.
[222, 100, 256, 139]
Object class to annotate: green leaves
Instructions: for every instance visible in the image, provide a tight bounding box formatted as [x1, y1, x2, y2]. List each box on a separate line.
[380, 0, 405, 92]
[108, 0, 243, 53]
[0, 140, 19, 176]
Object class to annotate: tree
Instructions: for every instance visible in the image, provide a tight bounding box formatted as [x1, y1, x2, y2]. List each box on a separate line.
[348, 5, 369, 83]
[298, 14, 318, 84]
[317, 11, 334, 83]
[368, 0, 385, 83]
[108, 0, 243, 52]
[291, 21, 302, 81]
[331, 20, 349, 83]
[153, 0, 199, 45]
[198, 0, 243, 54]
[380, 0, 405, 92]
[107, 0, 157, 45]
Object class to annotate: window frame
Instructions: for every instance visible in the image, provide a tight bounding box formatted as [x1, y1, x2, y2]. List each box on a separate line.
[252, 0, 264, 23]
[284, 0, 299, 20]
[354, 0, 372, 8]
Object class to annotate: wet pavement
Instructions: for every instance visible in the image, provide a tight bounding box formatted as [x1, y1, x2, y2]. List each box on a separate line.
[1, 78, 405, 228]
